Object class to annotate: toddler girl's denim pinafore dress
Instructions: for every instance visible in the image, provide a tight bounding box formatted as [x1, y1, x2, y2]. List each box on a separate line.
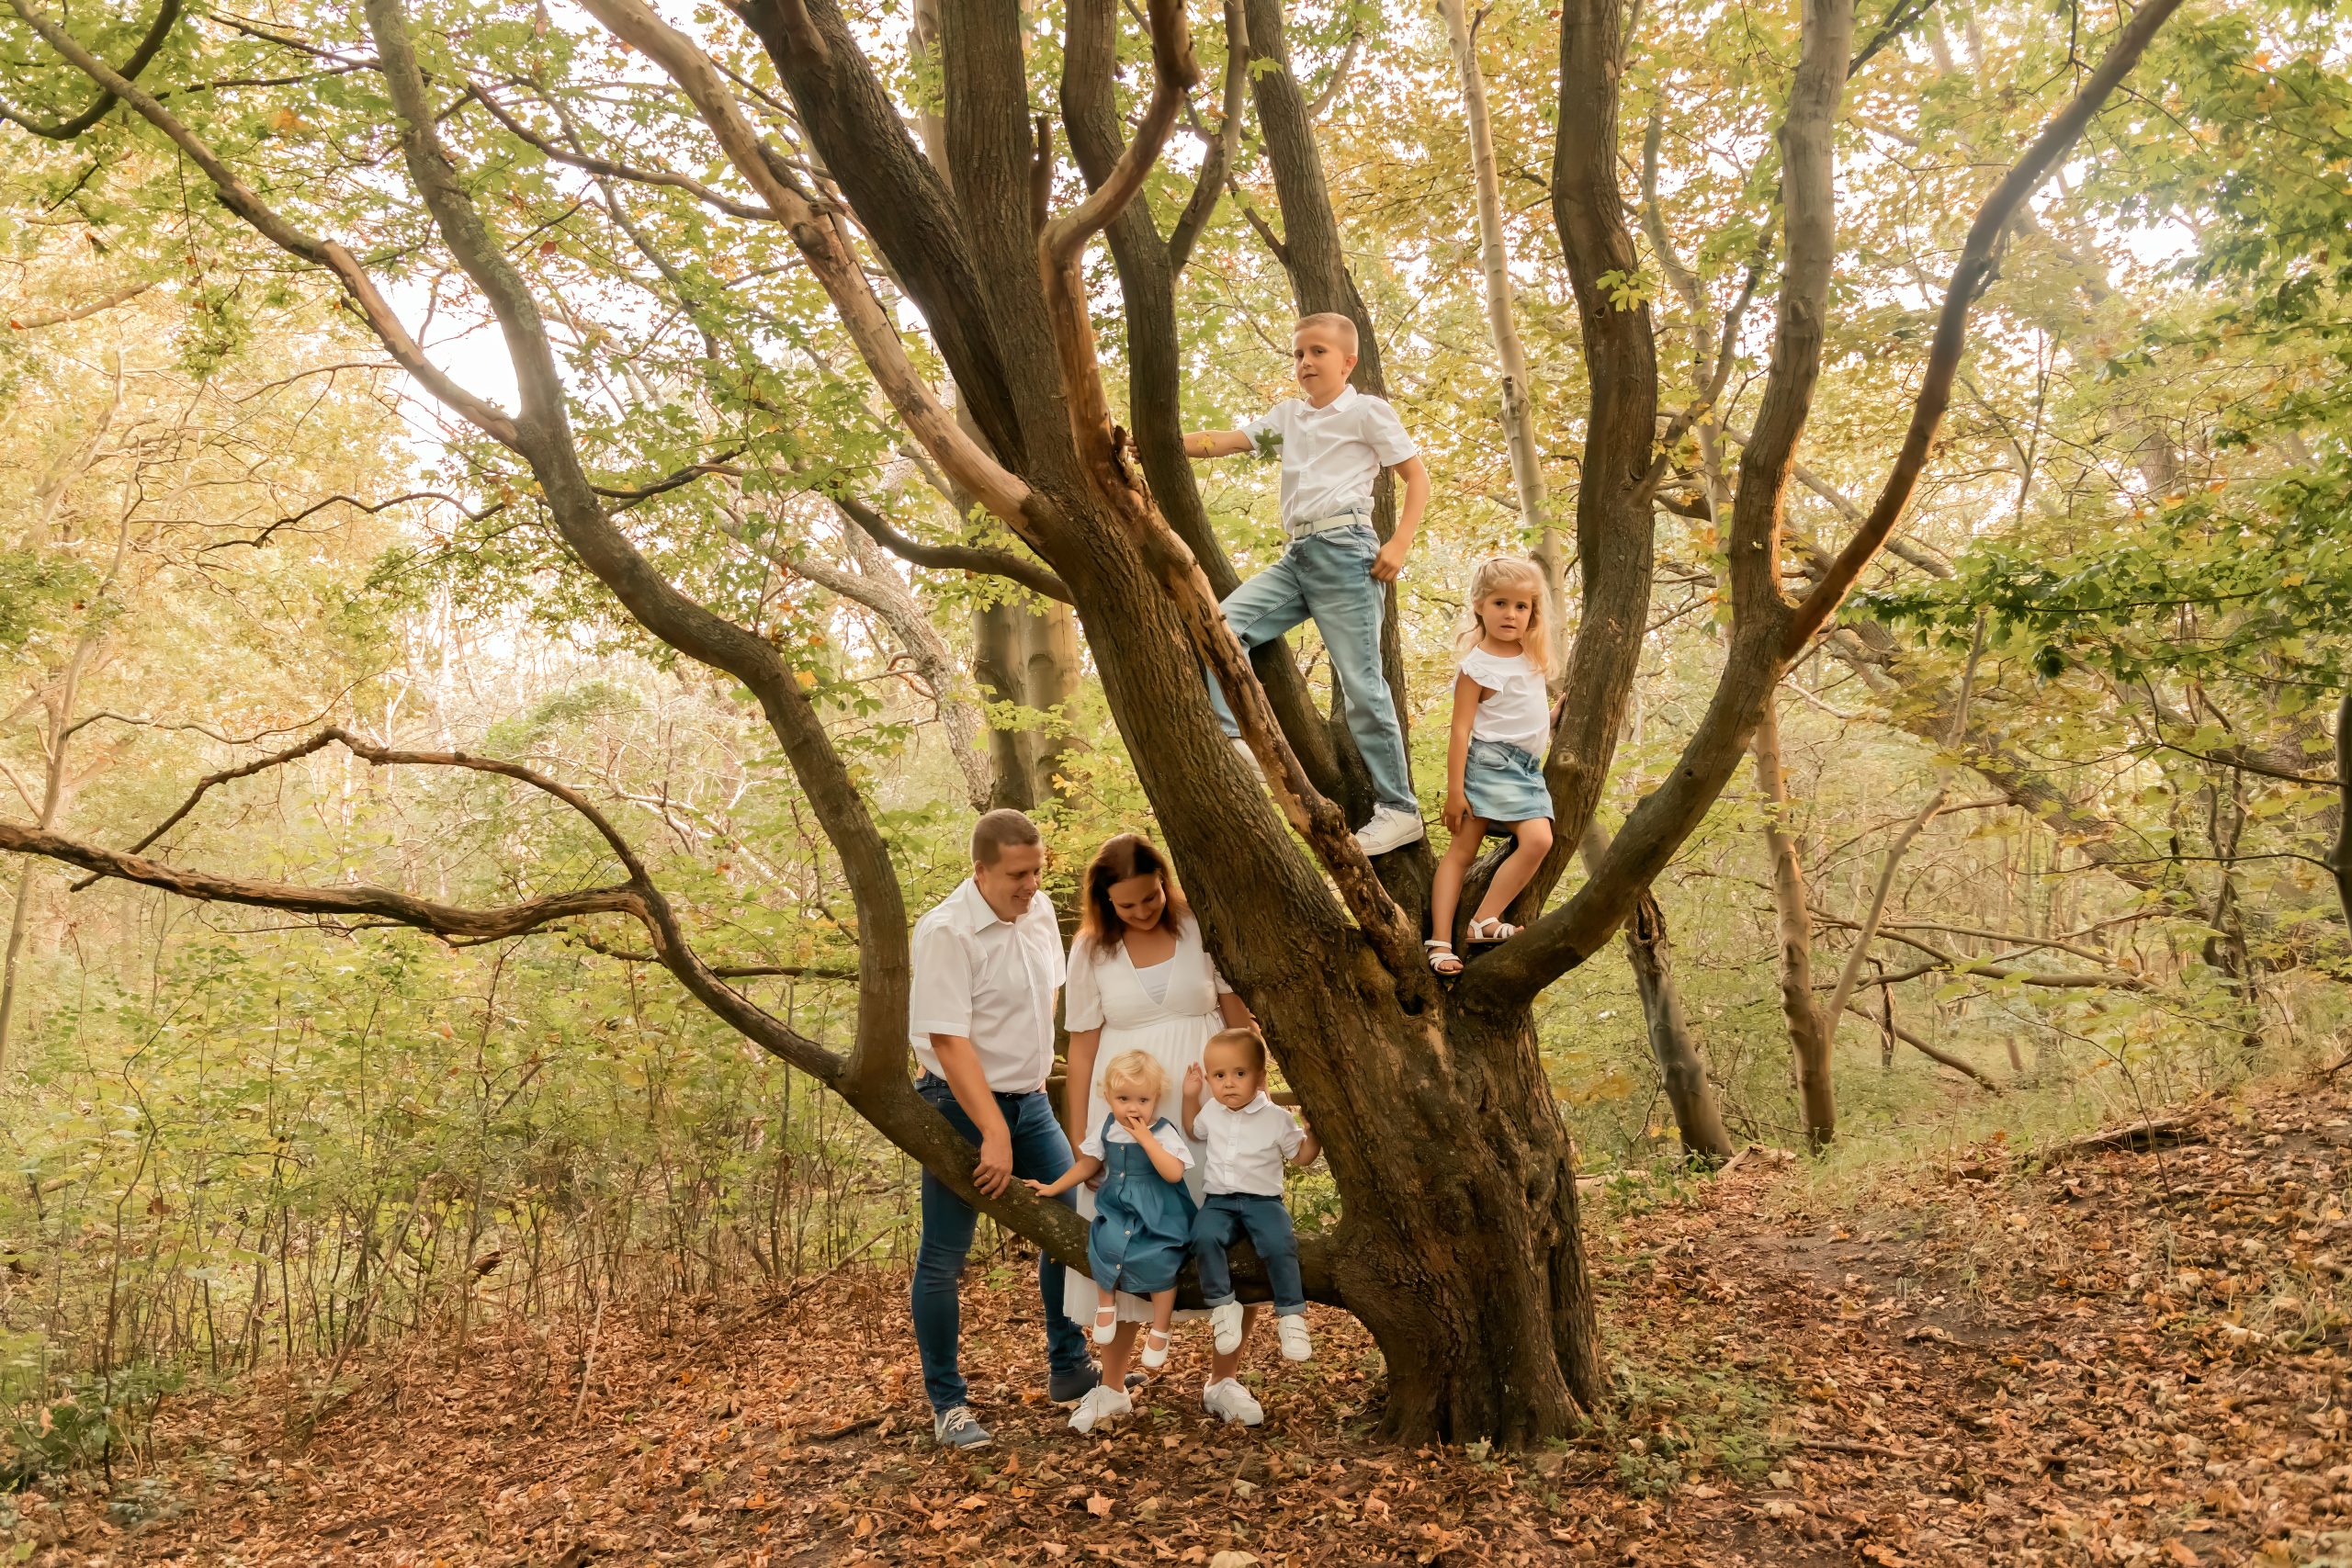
[1086, 1115, 1198, 1296]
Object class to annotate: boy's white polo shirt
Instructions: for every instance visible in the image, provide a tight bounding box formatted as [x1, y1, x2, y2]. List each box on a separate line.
[1190, 1091, 1306, 1196]
[907, 877, 1065, 1094]
[1236, 387, 1418, 529]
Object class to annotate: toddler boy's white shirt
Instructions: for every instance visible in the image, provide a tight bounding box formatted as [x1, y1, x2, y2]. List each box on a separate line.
[1236, 387, 1418, 528]
[1459, 647, 1552, 754]
[1080, 1118, 1195, 1166]
[1190, 1092, 1306, 1196]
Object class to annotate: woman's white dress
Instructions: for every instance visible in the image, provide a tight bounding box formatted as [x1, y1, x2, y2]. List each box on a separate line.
[1062, 914, 1232, 1325]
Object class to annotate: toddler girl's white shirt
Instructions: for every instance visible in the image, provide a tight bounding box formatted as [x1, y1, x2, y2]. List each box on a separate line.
[1235, 387, 1419, 528]
[1458, 646, 1551, 754]
[1189, 1092, 1306, 1196]
[1080, 1117, 1195, 1166]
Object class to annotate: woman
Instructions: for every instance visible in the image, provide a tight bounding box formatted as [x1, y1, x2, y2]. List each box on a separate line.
[1060, 833, 1267, 1431]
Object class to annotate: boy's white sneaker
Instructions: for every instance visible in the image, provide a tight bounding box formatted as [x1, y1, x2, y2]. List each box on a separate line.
[1067, 1383, 1131, 1435]
[1230, 736, 1259, 770]
[1209, 1301, 1245, 1356]
[1354, 805, 1426, 857]
[1276, 1314, 1312, 1361]
[1202, 1377, 1263, 1427]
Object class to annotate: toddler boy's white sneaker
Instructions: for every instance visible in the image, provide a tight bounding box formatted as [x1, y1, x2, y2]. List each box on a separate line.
[1276, 1314, 1312, 1361]
[1209, 1300, 1245, 1356]
[1068, 1383, 1132, 1435]
[1202, 1377, 1264, 1427]
[1353, 805, 1426, 857]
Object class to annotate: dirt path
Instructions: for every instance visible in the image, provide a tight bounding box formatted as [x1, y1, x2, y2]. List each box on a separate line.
[17, 1079, 2352, 1565]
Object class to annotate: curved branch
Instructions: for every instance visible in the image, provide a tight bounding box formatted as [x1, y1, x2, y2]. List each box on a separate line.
[0, 0, 179, 139]
[6, 282, 153, 331]
[7, 0, 519, 446]
[831, 493, 1070, 603]
[1167, 0, 1246, 270]
[20, 821, 644, 942]
[1784, 0, 2190, 654]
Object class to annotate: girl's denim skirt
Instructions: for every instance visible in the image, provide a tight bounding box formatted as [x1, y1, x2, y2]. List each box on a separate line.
[1464, 738, 1554, 827]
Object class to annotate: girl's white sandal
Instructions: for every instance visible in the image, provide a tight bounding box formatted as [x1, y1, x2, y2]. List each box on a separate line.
[1464, 918, 1521, 944]
[1424, 939, 1463, 976]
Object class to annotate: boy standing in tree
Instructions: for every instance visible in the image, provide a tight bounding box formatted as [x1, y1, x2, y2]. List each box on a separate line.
[1184, 313, 1430, 857]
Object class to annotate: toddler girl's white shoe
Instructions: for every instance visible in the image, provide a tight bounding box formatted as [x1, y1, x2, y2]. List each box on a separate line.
[1276, 1314, 1311, 1361]
[1209, 1301, 1245, 1356]
[1139, 1327, 1173, 1370]
[1068, 1383, 1132, 1435]
[1202, 1377, 1263, 1427]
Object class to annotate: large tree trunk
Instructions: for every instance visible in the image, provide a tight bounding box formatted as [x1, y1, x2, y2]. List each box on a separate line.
[1752, 694, 1837, 1149]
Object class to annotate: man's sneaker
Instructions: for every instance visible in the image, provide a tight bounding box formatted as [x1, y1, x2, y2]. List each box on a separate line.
[933, 1405, 992, 1449]
[1276, 1314, 1312, 1361]
[1354, 805, 1426, 857]
[1202, 1377, 1264, 1427]
[1048, 1361, 1102, 1407]
[1209, 1301, 1245, 1357]
[1067, 1383, 1132, 1435]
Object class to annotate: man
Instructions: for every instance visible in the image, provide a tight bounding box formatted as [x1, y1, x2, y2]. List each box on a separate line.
[908, 807, 1098, 1449]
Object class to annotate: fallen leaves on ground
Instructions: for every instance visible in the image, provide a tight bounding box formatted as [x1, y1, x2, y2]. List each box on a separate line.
[15, 1077, 2352, 1565]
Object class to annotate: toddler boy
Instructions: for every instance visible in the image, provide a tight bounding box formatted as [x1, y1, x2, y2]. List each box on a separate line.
[1182, 1028, 1320, 1362]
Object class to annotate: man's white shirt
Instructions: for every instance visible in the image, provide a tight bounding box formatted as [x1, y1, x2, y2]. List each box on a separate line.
[1237, 387, 1418, 528]
[908, 878, 1066, 1093]
[1190, 1092, 1306, 1196]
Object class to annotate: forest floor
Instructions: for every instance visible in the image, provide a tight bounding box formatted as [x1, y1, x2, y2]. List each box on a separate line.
[18, 1073, 2352, 1567]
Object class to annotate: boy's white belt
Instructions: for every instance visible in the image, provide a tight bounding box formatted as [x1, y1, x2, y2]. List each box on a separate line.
[1283, 510, 1372, 542]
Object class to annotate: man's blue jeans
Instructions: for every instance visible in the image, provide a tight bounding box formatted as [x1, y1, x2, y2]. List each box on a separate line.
[911, 1075, 1093, 1414]
[1192, 1192, 1306, 1316]
[1204, 521, 1416, 813]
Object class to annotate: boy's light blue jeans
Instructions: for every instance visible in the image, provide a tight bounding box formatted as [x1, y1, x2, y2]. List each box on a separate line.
[911, 1074, 1094, 1414]
[1205, 520, 1417, 814]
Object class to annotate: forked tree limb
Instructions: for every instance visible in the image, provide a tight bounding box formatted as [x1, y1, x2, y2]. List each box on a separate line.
[1166, 0, 1247, 270]
[574, 0, 1035, 530]
[1841, 1002, 2003, 1091]
[463, 78, 781, 222]
[0, 0, 178, 139]
[1783, 0, 2191, 654]
[831, 492, 1071, 604]
[1479, 0, 2187, 1001]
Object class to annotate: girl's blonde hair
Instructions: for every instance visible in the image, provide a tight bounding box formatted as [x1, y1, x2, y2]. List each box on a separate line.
[1099, 1049, 1166, 1102]
[1457, 556, 1556, 676]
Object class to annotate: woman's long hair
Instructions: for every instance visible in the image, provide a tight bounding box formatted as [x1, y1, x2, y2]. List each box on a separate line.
[1077, 833, 1188, 959]
[1455, 554, 1556, 677]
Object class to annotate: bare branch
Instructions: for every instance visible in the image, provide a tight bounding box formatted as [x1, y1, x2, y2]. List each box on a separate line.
[464, 79, 780, 222]
[6, 281, 153, 331]
[831, 492, 1071, 603]
[1786, 0, 2191, 654]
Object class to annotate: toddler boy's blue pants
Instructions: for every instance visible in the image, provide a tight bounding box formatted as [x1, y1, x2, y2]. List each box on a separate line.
[1203, 521, 1416, 815]
[1191, 1192, 1306, 1316]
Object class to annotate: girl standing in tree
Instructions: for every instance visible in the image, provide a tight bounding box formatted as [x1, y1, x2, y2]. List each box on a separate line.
[1427, 556, 1559, 976]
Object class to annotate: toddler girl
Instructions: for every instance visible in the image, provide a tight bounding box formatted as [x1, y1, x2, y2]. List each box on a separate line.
[1026, 1051, 1197, 1406]
[1427, 556, 1558, 975]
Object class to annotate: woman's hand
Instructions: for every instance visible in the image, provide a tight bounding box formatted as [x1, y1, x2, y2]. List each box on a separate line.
[1443, 790, 1473, 837]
